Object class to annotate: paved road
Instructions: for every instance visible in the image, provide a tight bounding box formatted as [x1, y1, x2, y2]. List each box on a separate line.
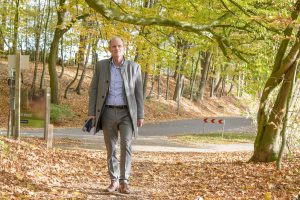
[0, 117, 255, 152]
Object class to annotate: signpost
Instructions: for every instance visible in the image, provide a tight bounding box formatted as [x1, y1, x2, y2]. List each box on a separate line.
[7, 53, 52, 145]
[202, 117, 226, 138]
[7, 52, 29, 139]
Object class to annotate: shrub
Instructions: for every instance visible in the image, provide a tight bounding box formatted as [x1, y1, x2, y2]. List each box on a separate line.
[50, 104, 74, 123]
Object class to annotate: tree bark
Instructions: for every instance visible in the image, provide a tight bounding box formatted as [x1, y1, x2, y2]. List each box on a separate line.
[40, 0, 51, 89]
[64, 62, 80, 99]
[148, 74, 155, 98]
[58, 36, 65, 78]
[173, 41, 182, 80]
[250, 8, 300, 162]
[157, 66, 161, 99]
[197, 51, 212, 101]
[0, 0, 7, 52]
[143, 70, 149, 100]
[227, 75, 235, 95]
[251, 55, 299, 162]
[12, 0, 20, 54]
[189, 51, 201, 101]
[31, 0, 44, 95]
[214, 76, 223, 95]
[76, 34, 92, 95]
[165, 67, 170, 100]
[276, 61, 298, 170]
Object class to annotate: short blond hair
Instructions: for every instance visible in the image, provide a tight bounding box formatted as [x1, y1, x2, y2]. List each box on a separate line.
[109, 36, 124, 47]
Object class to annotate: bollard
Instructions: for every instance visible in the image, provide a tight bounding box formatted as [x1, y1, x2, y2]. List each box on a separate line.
[47, 124, 53, 149]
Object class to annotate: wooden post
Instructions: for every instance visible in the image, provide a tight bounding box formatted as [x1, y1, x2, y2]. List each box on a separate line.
[44, 87, 51, 140]
[222, 120, 225, 139]
[47, 124, 53, 149]
[14, 52, 21, 140]
[237, 71, 241, 97]
[7, 65, 15, 138]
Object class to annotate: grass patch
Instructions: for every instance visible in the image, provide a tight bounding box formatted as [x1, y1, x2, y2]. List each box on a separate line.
[170, 132, 256, 144]
[50, 104, 74, 123]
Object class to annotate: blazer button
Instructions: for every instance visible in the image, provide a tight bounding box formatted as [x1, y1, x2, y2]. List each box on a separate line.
[106, 80, 109, 83]
[102, 96, 105, 98]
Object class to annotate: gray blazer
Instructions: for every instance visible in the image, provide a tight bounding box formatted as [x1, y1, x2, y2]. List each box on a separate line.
[88, 58, 144, 136]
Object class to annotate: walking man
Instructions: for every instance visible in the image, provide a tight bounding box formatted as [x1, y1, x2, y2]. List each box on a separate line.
[88, 36, 144, 194]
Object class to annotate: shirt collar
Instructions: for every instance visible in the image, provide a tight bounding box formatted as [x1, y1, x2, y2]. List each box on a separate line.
[110, 57, 125, 68]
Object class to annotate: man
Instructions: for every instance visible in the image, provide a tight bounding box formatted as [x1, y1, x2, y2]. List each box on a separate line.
[88, 36, 144, 194]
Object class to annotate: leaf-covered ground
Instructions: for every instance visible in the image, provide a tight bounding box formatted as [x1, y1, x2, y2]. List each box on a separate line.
[0, 136, 299, 199]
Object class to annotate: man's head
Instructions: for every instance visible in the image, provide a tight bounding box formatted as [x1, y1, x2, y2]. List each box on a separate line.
[109, 36, 125, 60]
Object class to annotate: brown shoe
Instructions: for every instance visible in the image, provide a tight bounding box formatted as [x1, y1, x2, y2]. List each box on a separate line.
[106, 181, 119, 192]
[119, 183, 130, 194]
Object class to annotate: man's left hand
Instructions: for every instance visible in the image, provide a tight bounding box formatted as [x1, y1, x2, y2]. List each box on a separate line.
[137, 119, 144, 127]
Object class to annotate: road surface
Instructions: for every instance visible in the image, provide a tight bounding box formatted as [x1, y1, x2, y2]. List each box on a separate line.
[0, 117, 255, 152]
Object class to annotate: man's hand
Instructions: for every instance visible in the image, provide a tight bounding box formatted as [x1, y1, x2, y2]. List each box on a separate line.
[137, 119, 144, 127]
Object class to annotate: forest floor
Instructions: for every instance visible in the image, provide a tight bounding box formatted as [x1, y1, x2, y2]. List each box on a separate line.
[0, 136, 299, 199]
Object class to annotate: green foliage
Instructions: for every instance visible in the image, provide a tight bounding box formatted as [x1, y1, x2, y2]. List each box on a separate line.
[50, 104, 74, 123]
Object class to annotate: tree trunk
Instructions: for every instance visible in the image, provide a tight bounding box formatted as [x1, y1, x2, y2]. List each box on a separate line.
[157, 66, 161, 99]
[197, 51, 212, 101]
[173, 41, 182, 80]
[165, 67, 170, 100]
[148, 74, 155, 98]
[58, 36, 64, 78]
[276, 62, 298, 170]
[176, 73, 185, 114]
[0, 0, 7, 52]
[173, 41, 190, 101]
[64, 62, 80, 99]
[47, 0, 88, 104]
[227, 75, 235, 95]
[12, 0, 20, 54]
[76, 35, 92, 95]
[92, 38, 99, 67]
[40, 0, 51, 89]
[210, 77, 215, 97]
[237, 71, 243, 97]
[143, 70, 149, 100]
[221, 76, 226, 97]
[214, 76, 223, 96]
[31, 0, 43, 95]
[48, 32, 61, 103]
[65, 32, 86, 98]
[251, 57, 298, 162]
[250, 2, 300, 162]
[190, 51, 201, 101]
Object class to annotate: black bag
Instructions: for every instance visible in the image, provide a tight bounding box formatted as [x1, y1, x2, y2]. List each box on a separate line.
[82, 118, 94, 132]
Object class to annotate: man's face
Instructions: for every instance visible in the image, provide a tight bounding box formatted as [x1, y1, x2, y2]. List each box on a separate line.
[109, 38, 124, 58]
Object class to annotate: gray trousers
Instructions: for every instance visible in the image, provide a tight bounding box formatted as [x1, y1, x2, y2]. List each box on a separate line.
[101, 107, 133, 184]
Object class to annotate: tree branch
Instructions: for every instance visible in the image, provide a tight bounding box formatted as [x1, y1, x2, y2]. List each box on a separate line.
[84, 0, 231, 35]
[61, 13, 90, 33]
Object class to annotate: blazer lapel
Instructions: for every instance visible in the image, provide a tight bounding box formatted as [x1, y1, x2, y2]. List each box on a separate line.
[121, 60, 129, 96]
